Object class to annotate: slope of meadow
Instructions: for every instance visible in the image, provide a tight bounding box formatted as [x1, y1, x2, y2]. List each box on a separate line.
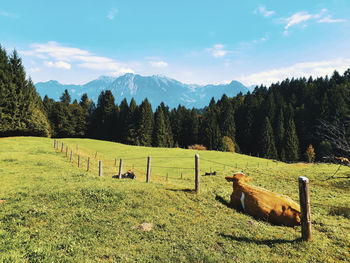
[0, 137, 349, 262]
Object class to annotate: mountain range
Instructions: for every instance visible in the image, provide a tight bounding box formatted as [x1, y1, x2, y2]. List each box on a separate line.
[35, 73, 250, 109]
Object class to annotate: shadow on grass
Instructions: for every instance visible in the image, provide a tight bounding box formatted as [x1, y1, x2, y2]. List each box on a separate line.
[166, 188, 194, 193]
[220, 233, 301, 245]
[215, 195, 231, 208]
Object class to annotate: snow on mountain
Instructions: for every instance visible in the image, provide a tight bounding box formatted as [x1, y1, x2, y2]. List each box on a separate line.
[35, 74, 249, 109]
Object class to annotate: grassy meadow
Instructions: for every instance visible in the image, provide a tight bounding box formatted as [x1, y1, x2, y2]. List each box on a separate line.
[0, 137, 349, 262]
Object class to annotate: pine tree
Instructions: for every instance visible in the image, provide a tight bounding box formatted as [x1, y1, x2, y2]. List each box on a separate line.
[221, 102, 236, 142]
[136, 98, 153, 146]
[190, 108, 199, 144]
[0, 48, 50, 136]
[153, 106, 168, 147]
[200, 101, 221, 150]
[284, 116, 299, 162]
[79, 93, 91, 135]
[275, 109, 285, 159]
[259, 117, 277, 159]
[159, 102, 173, 147]
[89, 90, 116, 140]
[60, 89, 71, 104]
[79, 93, 90, 112]
[125, 98, 138, 145]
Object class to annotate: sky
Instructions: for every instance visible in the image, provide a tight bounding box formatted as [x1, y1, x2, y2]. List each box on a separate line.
[1, 0, 350, 86]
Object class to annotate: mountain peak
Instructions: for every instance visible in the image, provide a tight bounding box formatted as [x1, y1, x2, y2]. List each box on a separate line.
[35, 74, 249, 109]
[37, 80, 60, 85]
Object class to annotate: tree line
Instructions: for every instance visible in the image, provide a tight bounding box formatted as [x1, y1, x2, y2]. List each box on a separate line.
[1, 46, 350, 161]
[0, 47, 50, 137]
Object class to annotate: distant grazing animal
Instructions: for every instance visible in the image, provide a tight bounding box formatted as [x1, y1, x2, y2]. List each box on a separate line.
[335, 157, 350, 165]
[204, 171, 217, 176]
[113, 170, 136, 179]
[322, 156, 350, 165]
[225, 172, 301, 227]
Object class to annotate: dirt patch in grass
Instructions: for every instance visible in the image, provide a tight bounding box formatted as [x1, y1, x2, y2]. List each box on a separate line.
[131, 223, 153, 231]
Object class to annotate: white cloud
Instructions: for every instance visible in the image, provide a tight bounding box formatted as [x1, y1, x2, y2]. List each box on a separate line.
[107, 8, 118, 20]
[252, 37, 267, 44]
[237, 58, 350, 86]
[284, 11, 313, 29]
[111, 67, 134, 76]
[207, 44, 228, 58]
[282, 9, 345, 32]
[254, 6, 275, 17]
[22, 41, 134, 76]
[318, 15, 345, 23]
[45, 61, 71, 69]
[24, 41, 89, 61]
[0, 10, 19, 19]
[149, 61, 168, 68]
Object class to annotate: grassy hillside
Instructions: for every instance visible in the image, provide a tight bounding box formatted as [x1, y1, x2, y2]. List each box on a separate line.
[0, 137, 349, 262]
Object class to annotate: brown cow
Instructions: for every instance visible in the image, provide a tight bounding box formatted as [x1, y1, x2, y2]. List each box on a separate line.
[225, 172, 301, 227]
[335, 157, 350, 165]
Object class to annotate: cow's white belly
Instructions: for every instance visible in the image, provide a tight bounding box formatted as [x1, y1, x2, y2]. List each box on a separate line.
[240, 192, 245, 211]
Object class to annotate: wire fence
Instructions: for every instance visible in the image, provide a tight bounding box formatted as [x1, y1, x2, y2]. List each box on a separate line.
[53, 140, 202, 187]
[52, 139, 289, 182]
[51, 139, 350, 219]
[52, 139, 348, 191]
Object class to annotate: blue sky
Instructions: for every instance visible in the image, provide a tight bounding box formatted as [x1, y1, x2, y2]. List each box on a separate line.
[1, 0, 350, 86]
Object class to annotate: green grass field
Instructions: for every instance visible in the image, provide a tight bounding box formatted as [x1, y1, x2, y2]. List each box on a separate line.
[0, 137, 349, 262]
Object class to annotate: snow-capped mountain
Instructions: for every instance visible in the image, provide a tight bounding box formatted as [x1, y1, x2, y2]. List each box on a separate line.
[35, 74, 249, 109]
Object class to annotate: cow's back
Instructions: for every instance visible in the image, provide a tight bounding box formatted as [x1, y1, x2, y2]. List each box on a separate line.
[234, 183, 301, 226]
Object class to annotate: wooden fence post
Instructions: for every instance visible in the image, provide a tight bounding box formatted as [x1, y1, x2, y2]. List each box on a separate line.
[66, 146, 68, 157]
[54, 140, 56, 148]
[118, 159, 123, 179]
[146, 156, 151, 183]
[114, 158, 117, 167]
[61, 142, 64, 152]
[166, 172, 168, 181]
[181, 172, 183, 179]
[195, 154, 200, 193]
[95, 151, 98, 159]
[99, 160, 102, 177]
[299, 176, 312, 242]
[78, 155, 80, 167]
[87, 157, 90, 172]
[70, 150, 73, 162]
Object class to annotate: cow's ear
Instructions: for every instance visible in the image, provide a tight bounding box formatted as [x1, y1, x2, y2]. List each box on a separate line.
[225, 176, 234, 182]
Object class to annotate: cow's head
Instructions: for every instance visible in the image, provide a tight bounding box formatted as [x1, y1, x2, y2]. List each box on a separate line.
[225, 172, 252, 184]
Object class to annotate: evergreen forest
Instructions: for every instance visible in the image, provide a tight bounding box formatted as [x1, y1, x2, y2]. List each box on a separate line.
[1, 46, 350, 162]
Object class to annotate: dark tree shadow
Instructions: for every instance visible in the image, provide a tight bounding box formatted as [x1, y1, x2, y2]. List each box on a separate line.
[219, 234, 301, 246]
[215, 194, 231, 208]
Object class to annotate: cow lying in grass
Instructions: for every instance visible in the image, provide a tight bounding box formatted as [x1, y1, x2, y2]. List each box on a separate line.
[225, 172, 301, 227]
[204, 171, 217, 176]
[113, 170, 136, 179]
